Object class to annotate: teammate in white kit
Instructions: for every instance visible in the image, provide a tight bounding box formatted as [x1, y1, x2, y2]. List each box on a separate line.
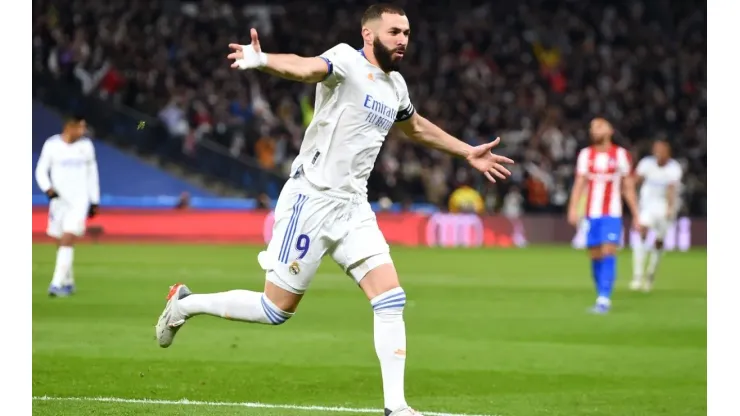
[568, 118, 640, 314]
[35, 114, 100, 297]
[154, 4, 514, 415]
[630, 139, 683, 292]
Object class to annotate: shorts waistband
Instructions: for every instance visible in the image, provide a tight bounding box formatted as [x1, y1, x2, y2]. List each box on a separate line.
[291, 167, 365, 204]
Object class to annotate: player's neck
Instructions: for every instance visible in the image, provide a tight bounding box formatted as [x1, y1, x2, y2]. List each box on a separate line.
[592, 141, 613, 152]
[361, 47, 387, 73]
[61, 133, 75, 144]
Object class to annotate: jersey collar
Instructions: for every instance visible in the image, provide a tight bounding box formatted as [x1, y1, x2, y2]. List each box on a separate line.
[357, 48, 391, 74]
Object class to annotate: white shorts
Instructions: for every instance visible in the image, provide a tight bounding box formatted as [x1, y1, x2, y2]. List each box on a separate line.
[258, 176, 391, 294]
[638, 206, 674, 240]
[47, 199, 88, 239]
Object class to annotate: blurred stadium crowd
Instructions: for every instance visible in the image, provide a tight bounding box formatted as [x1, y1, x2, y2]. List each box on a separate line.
[33, 0, 706, 215]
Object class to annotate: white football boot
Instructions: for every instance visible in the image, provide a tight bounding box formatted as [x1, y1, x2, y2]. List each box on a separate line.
[385, 407, 424, 416]
[155, 283, 191, 348]
[642, 276, 654, 293]
[629, 278, 643, 291]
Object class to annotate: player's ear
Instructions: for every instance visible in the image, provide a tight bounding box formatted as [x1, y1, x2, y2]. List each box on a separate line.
[361, 26, 374, 45]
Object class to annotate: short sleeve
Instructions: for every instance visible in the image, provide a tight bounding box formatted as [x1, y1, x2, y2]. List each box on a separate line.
[87, 139, 97, 163]
[318, 43, 357, 86]
[635, 158, 651, 176]
[391, 73, 415, 122]
[617, 147, 632, 176]
[668, 162, 683, 182]
[575, 148, 590, 176]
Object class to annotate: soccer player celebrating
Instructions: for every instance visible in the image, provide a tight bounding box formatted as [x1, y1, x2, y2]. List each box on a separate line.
[567, 118, 639, 314]
[155, 4, 514, 415]
[630, 139, 683, 292]
[35, 114, 100, 297]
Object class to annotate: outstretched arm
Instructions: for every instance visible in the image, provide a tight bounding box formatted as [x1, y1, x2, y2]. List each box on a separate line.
[396, 112, 514, 183]
[395, 112, 471, 158]
[228, 29, 329, 83]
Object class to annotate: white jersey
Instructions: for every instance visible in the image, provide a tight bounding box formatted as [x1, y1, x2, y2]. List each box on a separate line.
[635, 156, 682, 211]
[290, 44, 415, 196]
[35, 134, 100, 206]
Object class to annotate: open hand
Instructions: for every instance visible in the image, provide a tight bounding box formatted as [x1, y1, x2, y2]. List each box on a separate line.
[466, 137, 515, 183]
[228, 28, 267, 70]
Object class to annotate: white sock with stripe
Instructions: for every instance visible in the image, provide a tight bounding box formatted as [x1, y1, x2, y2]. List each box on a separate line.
[372, 287, 408, 412]
[179, 290, 293, 325]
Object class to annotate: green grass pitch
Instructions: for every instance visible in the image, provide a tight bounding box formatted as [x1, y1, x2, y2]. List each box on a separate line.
[32, 244, 706, 416]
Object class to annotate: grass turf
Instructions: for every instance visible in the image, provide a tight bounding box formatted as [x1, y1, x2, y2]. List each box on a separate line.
[32, 244, 706, 415]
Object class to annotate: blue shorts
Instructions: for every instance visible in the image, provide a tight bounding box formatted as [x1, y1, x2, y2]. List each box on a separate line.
[586, 216, 622, 248]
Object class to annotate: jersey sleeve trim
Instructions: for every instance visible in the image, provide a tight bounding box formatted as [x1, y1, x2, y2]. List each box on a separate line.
[318, 57, 333, 81]
[395, 103, 415, 122]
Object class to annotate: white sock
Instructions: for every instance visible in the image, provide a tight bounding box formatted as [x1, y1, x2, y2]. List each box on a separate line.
[178, 290, 293, 325]
[371, 287, 408, 411]
[632, 237, 647, 281]
[647, 247, 663, 279]
[596, 296, 611, 306]
[63, 267, 75, 286]
[51, 247, 74, 288]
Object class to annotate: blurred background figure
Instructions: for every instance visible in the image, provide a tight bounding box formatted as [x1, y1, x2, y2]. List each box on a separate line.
[175, 191, 191, 210]
[448, 171, 485, 214]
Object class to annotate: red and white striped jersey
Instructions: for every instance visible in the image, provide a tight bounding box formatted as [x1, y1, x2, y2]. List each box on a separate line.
[576, 145, 632, 218]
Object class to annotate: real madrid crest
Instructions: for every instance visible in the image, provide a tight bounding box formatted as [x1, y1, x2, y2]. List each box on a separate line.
[289, 261, 301, 275]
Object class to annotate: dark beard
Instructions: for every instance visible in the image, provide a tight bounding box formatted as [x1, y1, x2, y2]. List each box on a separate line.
[591, 135, 606, 145]
[373, 38, 401, 72]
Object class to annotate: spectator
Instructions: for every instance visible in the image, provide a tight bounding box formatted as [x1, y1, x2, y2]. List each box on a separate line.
[502, 186, 525, 218]
[32, 0, 707, 215]
[448, 173, 485, 214]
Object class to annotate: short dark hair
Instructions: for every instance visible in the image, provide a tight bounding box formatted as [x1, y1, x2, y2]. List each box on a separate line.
[361, 3, 406, 25]
[654, 138, 671, 148]
[65, 113, 86, 124]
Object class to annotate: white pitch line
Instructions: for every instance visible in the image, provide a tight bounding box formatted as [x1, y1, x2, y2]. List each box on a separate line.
[32, 396, 498, 416]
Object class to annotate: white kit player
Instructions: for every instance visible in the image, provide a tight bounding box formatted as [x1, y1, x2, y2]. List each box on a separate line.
[630, 139, 683, 292]
[35, 114, 100, 297]
[154, 4, 514, 416]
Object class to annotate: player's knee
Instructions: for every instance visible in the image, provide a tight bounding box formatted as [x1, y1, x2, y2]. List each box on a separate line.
[371, 287, 406, 320]
[260, 293, 295, 326]
[588, 247, 603, 260]
[602, 244, 618, 256]
[654, 240, 664, 250]
[355, 254, 397, 299]
[264, 278, 303, 313]
[59, 233, 76, 247]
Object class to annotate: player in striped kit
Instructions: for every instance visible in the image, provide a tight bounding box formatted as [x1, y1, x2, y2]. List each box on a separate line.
[567, 118, 640, 313]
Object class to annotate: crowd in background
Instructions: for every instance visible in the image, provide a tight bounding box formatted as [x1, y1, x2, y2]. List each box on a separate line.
[32, 0, 707, 215]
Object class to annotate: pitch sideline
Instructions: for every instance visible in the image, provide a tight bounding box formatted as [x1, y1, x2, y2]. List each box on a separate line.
[32, 395, 499, 416]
